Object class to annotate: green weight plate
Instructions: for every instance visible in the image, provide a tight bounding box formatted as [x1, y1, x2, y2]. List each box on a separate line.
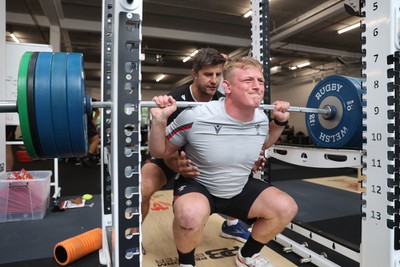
[17, 52, 38, 159]
[27, 52, 44, 158]
[51, 53, 73, 157]
[66, 53, 88, 156]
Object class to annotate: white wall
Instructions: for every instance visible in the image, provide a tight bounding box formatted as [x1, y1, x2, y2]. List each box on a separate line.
[86, 87, 101, 101]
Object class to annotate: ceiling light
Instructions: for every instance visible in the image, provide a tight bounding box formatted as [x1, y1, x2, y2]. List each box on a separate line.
[297, 61, 311, 68]
[270, 66, 281, 75]
[289, 61, 310, 70]
[182, 50, 199, 62]
[243, 10, 252, 18]
[189, 50, 199, 57]
[156, 74, 165, 82]
[337, 22, 360, 34]
[10, 32, 20, 43]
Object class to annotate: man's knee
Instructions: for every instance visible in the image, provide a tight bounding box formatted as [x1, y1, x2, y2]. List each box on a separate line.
[253, 189, 298, 222]
[176, 207, 205, 231]
[279, 195, 298, 221]
[174, 195, 210, 231]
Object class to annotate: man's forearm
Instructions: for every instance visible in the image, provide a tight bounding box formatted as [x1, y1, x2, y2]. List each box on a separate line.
[163, 152, 180, 173]
[148, 118, 168, 158]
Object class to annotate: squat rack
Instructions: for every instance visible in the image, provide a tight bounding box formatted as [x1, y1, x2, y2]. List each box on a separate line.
[97, 0, 400, 266]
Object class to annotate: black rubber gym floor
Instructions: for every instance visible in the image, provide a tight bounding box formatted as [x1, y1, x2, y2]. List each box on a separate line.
[0, 148, 360, 266]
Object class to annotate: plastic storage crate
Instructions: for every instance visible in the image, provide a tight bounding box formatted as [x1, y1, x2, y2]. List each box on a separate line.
[0, 170, 52, 223]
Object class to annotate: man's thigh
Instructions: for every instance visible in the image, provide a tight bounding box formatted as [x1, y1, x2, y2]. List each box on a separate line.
[217, 178, 271, 224]
[248, 186, 294, 219]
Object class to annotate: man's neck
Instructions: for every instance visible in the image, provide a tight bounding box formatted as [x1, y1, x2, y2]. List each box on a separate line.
[224, 98, 255, 122]
[190, 84, 212, 102]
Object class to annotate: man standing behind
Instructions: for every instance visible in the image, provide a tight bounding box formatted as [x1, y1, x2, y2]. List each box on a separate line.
[149, 56, 298, 267]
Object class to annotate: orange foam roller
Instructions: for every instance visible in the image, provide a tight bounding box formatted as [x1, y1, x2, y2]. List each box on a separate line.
[53, 228, 102, 266]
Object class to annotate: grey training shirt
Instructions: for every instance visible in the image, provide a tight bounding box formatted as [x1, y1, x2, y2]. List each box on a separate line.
[166, 98, 269, 198]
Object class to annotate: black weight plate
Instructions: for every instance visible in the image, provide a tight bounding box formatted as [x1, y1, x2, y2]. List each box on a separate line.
[27, 52, 44, 158]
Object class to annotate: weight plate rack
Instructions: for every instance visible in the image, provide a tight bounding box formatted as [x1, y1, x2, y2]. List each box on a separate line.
[100, 0, 113, 265]
[251, 0, 272, 182]
[387, 50, 400, 250]
[99, 0, 143, 266]
[114, 10, 142, 265]
[251, 0, 271, 106]
[361, 0, 400, 266]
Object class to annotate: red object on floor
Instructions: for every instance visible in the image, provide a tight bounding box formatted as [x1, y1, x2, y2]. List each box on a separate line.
[17, 150, 33, 162]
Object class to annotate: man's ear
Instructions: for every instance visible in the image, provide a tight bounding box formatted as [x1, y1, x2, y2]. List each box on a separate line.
[222, 80, 231, 94]
[192, 69, 197, 79]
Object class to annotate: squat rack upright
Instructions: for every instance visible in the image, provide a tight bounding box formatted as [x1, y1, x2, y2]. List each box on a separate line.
[98, 0, 143, 266]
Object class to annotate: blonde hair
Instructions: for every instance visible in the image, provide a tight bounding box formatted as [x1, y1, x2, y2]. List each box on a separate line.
[223, 56, 263, 81]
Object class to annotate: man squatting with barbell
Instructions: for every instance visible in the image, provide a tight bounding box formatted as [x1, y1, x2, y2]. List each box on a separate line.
[141, 48, 253, 246]
[148, 56, 298, 267]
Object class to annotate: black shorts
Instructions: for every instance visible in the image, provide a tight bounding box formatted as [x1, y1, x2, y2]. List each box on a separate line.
[87, 123, 98, 138]
[144, 157, 178, 182]
[173, 175, 272, 225]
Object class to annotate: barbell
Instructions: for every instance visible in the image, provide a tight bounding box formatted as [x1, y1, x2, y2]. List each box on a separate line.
[8, 52, 362, 159]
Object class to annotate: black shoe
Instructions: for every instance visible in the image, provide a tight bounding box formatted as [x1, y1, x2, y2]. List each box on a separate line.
[74, 158, 83, 166]
[82, 153, 98, 167]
